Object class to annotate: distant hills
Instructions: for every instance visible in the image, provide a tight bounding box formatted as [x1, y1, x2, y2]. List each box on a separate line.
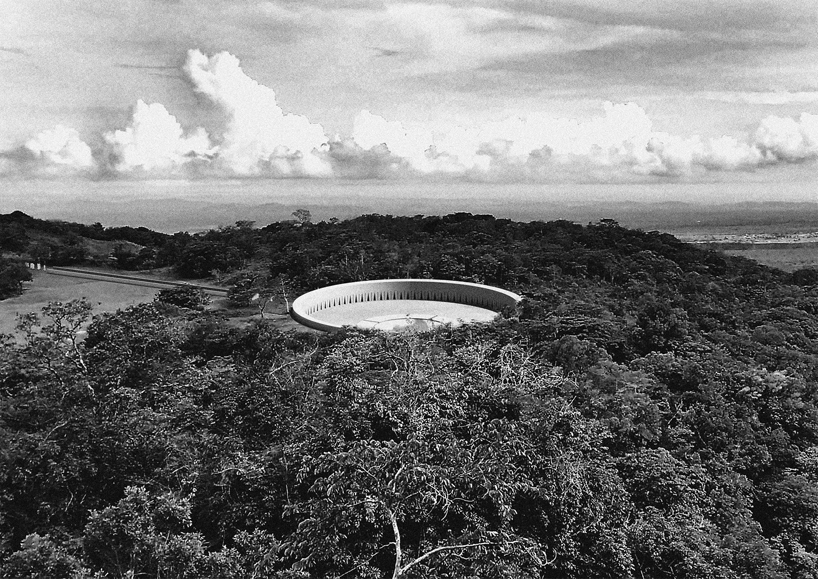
[5, 197, 817, 235]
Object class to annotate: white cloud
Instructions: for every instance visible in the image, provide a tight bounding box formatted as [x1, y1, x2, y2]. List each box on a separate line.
[645, 133, 764, 175]
[183, 49, 331, 176]
[753, 113, 818, 162]
[352, 110, 434, 171]
[104, 100, 213, 172]
[25, 125, 94, 168]
[3, 46, 818, 183]
[701, 136, 764, 170]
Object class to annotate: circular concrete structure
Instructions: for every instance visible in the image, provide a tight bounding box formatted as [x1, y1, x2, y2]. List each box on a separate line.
[290, 279, 522, 332]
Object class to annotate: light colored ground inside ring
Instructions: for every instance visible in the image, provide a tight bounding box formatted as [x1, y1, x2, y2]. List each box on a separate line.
[308, 299, 499, 330]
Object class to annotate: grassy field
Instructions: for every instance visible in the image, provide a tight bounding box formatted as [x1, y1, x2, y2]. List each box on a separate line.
[0, 270, 160, 336]
[0, 270, 306, 339]
[720, 245, 818, 272]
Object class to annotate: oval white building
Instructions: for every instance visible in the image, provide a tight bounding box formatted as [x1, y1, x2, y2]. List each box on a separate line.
[290, 279, 522, 332]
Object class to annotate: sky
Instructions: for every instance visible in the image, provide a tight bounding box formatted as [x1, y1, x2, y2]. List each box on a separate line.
[1, 0, 818, 198]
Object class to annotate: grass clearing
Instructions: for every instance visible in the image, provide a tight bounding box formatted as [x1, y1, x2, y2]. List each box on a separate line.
[0, 270, 306, 338]
[0, 270, 160, 336]
[721, 245, 818, 272]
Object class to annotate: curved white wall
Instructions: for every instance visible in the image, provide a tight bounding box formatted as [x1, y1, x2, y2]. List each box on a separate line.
[290, 279, 522, 332]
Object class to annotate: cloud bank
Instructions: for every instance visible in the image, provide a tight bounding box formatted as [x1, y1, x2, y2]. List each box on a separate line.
[3, 49, 818, 181]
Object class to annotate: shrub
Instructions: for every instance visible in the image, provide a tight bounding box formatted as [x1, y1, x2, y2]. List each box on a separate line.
[154, 285, 210, 310]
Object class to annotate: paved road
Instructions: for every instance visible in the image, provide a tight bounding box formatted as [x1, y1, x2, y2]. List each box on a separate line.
[44, 266, 229, 296]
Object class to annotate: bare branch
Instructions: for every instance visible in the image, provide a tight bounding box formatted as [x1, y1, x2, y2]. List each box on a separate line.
[387, 507, 402, 579]
[399, 541, 493, 576]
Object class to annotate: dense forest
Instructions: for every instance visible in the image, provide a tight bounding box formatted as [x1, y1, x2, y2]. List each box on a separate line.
[2, 211, 818, 578]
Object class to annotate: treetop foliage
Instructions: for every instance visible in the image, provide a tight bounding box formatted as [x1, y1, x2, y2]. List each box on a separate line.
[1, 213, 818, 577]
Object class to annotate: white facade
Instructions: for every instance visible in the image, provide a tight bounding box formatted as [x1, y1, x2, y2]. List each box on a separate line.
[290, 279, 522, 332]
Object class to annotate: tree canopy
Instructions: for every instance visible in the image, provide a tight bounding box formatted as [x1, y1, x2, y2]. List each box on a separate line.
[2, 213, 818, 578]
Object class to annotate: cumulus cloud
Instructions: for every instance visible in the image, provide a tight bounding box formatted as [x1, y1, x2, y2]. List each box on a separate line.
[753, 113, 818, 162]
[323, 137, 411, 179]
[348, 101, 770, 179]
[352, 110, 434, 172]
[0, 125, 94, 177]
[183, 49, 331, 176]
[645, 133, 764, 176]
[25, 125, 94, 169]
[2, 48, 818, 182]
[104, 100, 212, 172]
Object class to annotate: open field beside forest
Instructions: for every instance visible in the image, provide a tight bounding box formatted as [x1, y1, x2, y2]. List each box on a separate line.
[673, 231, 818, 272]
[0, 269, 303, 338]
[720, 244, 818, 272]
[0, 271, 161, 336]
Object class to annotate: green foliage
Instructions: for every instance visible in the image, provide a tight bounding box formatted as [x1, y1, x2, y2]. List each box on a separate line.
[0, 533, 86, 579]
[112, 243, 157, 270]
[0, 211, 173, 269]
[29, 235, 87, 266]
[2, 215, 818, 578]
[155, 285, 211, 310]
[0, 221, 29, 252]
[0, 258, 32, 299]
[291, 209, 312, 225]
[278, 335, 564, 578]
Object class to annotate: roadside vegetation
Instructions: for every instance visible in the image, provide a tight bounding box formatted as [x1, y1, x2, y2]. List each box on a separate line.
[0, 257, 31, 299]
[1, 212, 818, 577]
